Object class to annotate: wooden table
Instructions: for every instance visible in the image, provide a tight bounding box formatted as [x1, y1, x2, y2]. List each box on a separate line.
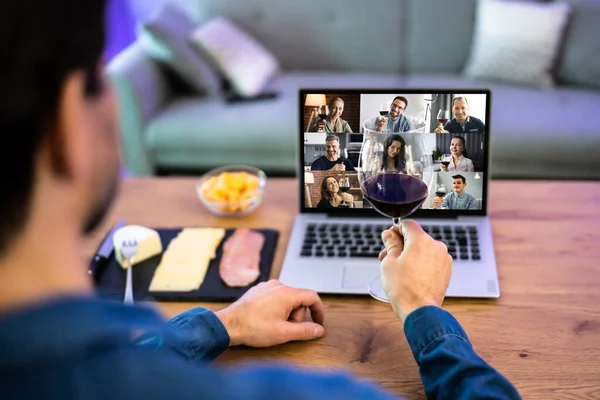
[86, 177, 600, 399]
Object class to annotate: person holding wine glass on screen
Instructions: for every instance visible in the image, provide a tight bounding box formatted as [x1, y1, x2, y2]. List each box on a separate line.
[308, 97, 353, 133]
[434, 96, 485, 134]
[440, 136, 474, 172]
[370, 96, 413, 133]
[433, 174, 477, 210]
[310, 135, 356, 172]
[316, 176, 354, 208]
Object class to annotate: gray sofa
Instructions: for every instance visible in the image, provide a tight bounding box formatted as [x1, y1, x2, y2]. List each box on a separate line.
[108, 0, 600, 179]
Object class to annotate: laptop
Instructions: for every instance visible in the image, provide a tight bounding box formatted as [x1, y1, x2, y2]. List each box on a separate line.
[279, 89, 500, 298]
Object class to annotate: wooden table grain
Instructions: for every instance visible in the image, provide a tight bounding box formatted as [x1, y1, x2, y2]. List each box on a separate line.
[85, 177, 600, 399]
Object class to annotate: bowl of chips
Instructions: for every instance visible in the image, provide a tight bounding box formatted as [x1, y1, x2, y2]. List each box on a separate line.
[196, 165, 267, 216]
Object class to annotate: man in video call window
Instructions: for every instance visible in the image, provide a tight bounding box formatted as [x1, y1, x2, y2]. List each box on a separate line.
[434, 96, 485, 134]
[370, 96, 413, 133]
[433, 174, 477, 210]
[310, 135, 356, 171]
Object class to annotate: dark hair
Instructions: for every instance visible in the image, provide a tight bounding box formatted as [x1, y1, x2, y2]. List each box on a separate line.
[393, 96, 408, 109]
[452, 96, 469, 107]
[0, 0, 107, 256]
[452, 136, 469, 158]
[320, 176, 339, 201]
[325, 135, 339, 143]
[452, 174, 466, 184]
[381, 134, 406, 171]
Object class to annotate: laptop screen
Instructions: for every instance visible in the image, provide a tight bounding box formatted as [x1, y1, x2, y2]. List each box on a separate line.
[299, 89, 491, 218]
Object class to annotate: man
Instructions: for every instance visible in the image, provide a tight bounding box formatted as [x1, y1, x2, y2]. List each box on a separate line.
[433, 174, 478, 210]
[434, 97, 486, 134]
[0, 1, 520, 399]
[310, 135, 356, 171]
[372, 96, 413, 133]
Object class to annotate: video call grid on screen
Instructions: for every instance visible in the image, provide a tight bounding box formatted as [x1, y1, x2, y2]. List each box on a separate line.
[298, 89, 491, 218]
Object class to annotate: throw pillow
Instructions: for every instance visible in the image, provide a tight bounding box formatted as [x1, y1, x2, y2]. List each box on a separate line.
[464, 0, 571, 87]
[556, 0, 600, 89]
[189, 17, 280, 98]
[138, 4, 221, 95]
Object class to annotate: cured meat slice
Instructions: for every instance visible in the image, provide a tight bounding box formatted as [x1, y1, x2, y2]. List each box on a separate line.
[219, 229, 265, 287]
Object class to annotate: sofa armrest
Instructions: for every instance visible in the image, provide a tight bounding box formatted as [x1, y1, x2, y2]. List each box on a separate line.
[106, 41, 173, 176]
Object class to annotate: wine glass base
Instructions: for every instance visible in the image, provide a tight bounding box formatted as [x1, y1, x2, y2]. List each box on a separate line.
[367, 275, 391, 303]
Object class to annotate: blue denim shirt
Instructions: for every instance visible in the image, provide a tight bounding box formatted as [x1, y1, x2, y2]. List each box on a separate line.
[0, 296, 521, 399]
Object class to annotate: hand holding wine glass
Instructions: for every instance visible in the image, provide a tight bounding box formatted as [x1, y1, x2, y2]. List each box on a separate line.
[358, 123, 432, 302]
[377, 102, 390, 132]
[378, 221, 452, 322]
[434, 109, 449, 133]
[433, 183, 447, 209]
[338, 176, 351, 206]
[317, 105, 329, 132]
[440, 153, 451, 172]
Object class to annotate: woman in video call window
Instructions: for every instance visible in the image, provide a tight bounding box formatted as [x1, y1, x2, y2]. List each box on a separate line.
[316, 176, 354, 208]
[381, 134, 407, 172]
[441, 136, 474, 172]
[309, 97, 353, 133]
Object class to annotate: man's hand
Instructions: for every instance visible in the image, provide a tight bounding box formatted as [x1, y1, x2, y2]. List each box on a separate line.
[331, 163, 345, 172]
[376, 117, 387, 132]
[378, 221, 452, 322]
[434, 126, 449, 134]
[432, 197, 443, 209]
[215, 280, 325, 347]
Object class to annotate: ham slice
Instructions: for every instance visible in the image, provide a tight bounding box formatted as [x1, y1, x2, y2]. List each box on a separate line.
[219, 228, 265, 287]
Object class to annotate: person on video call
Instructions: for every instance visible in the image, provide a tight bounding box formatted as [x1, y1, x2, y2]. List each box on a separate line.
[310, 135, 356, 172]
[309, 97, 353, 133]
[441, 136, 475, 172]
[0, 1, 520, 399]
[381, 134, 407, 172]
[434, 96, 486, 134]
[433, 174, 478, 210]
[369, 96, 413, 133]
[316, 176, 354, 208]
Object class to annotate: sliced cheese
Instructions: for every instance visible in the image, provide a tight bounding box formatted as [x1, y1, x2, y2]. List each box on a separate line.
[148, 227, 224, 293]
[113, 225, 162, 269]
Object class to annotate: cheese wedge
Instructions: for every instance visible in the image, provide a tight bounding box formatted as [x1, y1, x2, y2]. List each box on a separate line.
[113, 225, 162, 268]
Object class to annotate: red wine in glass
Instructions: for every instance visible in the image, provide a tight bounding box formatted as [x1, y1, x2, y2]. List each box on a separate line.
[340, 186, 350, 193]
[441, 161, 450, 167]
[437, 118, 448, 125]
[436, 191, 446, 197]
[318, 114, 327, 120]
[379, 111, 389, 117]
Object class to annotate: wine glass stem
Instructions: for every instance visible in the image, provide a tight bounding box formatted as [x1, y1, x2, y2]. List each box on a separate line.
[392, 218, 400, 227]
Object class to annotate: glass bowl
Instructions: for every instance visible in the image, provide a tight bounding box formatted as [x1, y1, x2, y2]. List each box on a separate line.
[196, 165, 267, 217]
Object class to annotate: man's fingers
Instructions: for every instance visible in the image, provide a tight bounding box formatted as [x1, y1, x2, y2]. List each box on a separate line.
[401, 220, 425, 249]
[280, 322, 325, 342]
[288, 288, 325, 325]
[288, 307, 307, 323]
[378, 249, 387, 262]
[381, 227, 404, 258]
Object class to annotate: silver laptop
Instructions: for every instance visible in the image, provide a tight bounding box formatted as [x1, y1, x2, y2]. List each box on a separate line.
[279, 89, 500, 298]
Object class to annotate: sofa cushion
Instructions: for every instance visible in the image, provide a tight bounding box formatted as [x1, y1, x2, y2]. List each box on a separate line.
[189, 17, 280, 98]
[398, 73, 600, 179]
[464, 0, 571, 87]
[138, 4, 221, 95]
[404, 0, 477, 75]
[557, 0, 600, 89]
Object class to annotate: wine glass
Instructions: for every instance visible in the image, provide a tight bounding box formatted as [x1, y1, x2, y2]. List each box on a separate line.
[379, 102, 390, 132]
[440, 153, 452, 171]
[317, 105, 329, 132]
[339, 176, 351, 206]
[436, 109, 449, 131]
[359, 117, 433, 303]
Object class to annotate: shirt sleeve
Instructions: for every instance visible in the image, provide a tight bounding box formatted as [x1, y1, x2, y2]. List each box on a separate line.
[468, 195, 477, 210]
[441, 193, 450, 208]
[134, 307, 229, 362]
[404, 306, 521, 400]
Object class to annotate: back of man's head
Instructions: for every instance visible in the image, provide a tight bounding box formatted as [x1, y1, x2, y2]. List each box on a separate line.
[0, 1, 107, 256]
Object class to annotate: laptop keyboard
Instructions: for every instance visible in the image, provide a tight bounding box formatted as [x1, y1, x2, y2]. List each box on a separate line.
[300, 223, 480, 261]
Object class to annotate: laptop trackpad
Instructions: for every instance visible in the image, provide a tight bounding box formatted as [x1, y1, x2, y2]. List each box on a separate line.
[342, 263, 380, 289]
